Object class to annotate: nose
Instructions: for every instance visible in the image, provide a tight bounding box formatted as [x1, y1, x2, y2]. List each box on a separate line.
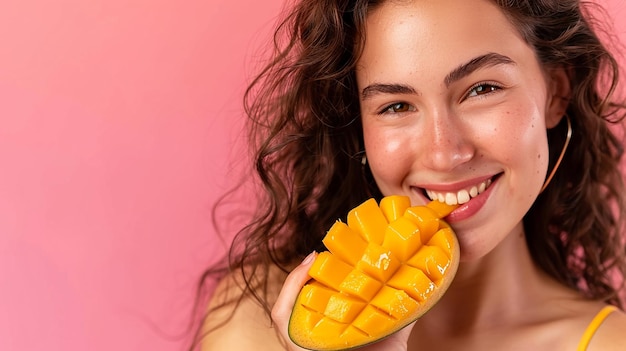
[420, 110, 475, 171]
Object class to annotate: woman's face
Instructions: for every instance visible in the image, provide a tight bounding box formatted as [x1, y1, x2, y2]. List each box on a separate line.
[356, 0, 565, 261]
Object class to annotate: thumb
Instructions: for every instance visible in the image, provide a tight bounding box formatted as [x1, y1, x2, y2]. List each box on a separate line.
[271, 252, 317, 328]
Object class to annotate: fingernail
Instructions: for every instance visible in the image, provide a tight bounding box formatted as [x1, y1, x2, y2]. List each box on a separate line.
[301, 251, 317, 266]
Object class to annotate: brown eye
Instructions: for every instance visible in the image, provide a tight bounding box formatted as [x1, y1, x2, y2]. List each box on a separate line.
[383, 102, 415, 114]
[468, 83, 499, 97]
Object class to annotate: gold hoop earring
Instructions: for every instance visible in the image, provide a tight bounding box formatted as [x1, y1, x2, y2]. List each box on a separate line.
[540, 115, 572, 193]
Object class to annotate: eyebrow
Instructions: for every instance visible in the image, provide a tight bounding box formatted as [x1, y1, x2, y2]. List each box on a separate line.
[444, 52, 515, 87]
[360, 52, 516, 100]
[361, 83, 417, 101]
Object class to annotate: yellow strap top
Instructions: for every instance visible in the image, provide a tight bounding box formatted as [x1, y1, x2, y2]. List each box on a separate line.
[576, 305, 618, 351]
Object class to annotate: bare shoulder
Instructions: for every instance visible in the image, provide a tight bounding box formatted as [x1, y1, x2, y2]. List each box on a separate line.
[587, 305, 626, 351]
[200, 264, 290, 351]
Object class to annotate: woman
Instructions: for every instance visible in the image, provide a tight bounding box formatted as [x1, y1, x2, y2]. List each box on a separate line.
[197, 0, 626, 350]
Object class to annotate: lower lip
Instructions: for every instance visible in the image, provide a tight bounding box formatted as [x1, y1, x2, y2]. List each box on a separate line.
[444, 177, 497, 223]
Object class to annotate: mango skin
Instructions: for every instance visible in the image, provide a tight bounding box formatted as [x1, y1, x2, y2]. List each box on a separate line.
[288, 196, 459, 350]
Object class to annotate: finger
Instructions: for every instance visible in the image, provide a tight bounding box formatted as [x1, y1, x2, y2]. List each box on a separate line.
[271, 251, 317, 327]
[392, 319, 418, 345]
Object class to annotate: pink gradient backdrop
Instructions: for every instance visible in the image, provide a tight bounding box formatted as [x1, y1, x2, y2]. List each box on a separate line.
[0, 1, 623, 351]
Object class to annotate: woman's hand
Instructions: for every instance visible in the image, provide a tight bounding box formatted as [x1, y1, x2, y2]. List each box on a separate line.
[271, 252, 416, 351]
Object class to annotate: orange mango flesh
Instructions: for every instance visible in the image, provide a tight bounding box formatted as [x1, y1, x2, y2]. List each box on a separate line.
[288, 196, 459, 350]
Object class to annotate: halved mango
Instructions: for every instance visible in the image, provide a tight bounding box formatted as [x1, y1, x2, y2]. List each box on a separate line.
[288, 196, 459, 350]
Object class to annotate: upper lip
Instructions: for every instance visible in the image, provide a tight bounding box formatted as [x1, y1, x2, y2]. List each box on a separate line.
[415, 174, 497, 192]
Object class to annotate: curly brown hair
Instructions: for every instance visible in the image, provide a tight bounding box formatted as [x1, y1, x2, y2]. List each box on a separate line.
[190, 0, 626, 348]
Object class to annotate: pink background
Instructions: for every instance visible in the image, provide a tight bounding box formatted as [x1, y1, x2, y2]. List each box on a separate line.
[0, 1, 624, 351]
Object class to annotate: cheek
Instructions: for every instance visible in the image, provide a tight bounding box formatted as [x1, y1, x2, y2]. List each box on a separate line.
[523, 124, 550, 194]
[494, 108, 550, 193]
[362, 124, 413, 192]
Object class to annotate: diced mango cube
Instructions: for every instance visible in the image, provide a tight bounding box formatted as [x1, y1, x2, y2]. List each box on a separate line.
[379, 195, 411, 222]
[406, 246, 451, 283]
[323, 221, 368, 265]
[312, 316, 348, 337]
[324, 293, 367, 323]
[338, 326, 369, 347]
[300, 308, 325, 330]
[426, 200, 458, 218]
[382, 216, 423, 262]
[347, 198, 388, 245]
[427, 227, 455, 259]
[352, 305, 397, 336]
[339, 270, 383, 301]
[370, 286, 420, 320]
[308, 251, 352, 291]
[404, 206, 440, 243]
[299, 282, 336, 313]
[387, 265, 436, 302]
[356, 243, 401, 282]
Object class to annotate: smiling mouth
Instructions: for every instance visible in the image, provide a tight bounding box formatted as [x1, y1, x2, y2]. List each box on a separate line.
[423, 175, 499, 205]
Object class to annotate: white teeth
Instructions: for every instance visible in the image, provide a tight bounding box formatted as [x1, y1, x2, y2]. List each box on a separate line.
[469, 186, 478, 197]
[425, 178, 493, 205]
[457, 189, 470, 204]
[445, 193, 458, 206]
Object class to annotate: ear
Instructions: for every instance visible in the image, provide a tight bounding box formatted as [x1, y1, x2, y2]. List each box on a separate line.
[544, 66, 571, 129]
